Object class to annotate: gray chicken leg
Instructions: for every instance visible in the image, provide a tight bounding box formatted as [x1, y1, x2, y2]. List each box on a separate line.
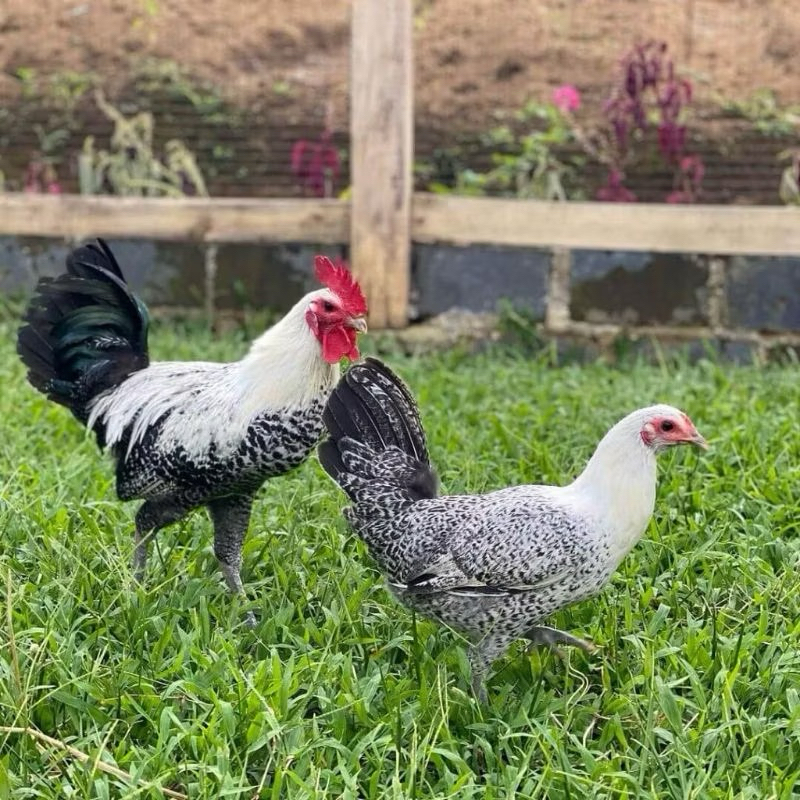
[468, 627, 595, 704]
[469, 633, 516, 704]
[208, 494, 256, 626]
[133, 495, 196, 582]
[133, 493, 256, 626]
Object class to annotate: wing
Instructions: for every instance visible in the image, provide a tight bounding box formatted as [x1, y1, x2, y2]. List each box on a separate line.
[392, 488, 592, 597]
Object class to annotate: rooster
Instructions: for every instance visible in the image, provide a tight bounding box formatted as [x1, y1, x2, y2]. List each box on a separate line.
[17, 239, 367, 616]
[319, 358, 707, 701]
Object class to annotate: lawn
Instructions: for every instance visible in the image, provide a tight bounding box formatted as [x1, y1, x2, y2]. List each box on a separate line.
[1, 316, 799, 799]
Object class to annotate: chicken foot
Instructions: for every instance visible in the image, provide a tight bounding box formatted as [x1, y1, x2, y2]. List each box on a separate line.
[524, 625, 596, 658]
[467, 626, 596, 703]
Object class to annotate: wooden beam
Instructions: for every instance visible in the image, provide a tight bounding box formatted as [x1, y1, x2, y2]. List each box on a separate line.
[0, 193, 350, 244]
[412, 194, 800, 257]
[1, 191, 798, 258]
[350, 0, 414, 328]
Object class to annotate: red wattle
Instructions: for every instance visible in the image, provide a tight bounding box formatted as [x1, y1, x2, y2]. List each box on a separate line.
[321, 327, 359, 363]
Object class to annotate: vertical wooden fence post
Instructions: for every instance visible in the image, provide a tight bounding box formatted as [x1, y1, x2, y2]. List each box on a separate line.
[350, 0, 413, 329]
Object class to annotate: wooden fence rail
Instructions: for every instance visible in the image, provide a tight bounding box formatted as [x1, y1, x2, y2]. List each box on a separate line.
[1, 191, 798, 257]
[0, 194, 350, 244]
[411, 195, 800, 256]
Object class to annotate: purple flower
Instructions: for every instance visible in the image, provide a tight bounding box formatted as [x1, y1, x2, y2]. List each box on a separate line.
[291, 133, 340, 198]
[657, 122, 686, 162]
[596, 169, 637, 202]
[552, 84, 581, 113]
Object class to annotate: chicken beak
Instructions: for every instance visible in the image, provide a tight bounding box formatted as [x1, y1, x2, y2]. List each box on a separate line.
[688, 430, 708, 450]
[349, 317, 368, 334]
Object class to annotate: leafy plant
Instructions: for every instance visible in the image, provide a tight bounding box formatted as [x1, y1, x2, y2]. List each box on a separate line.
[478, 99, 585, 200]
[422, 92, 586, 200]
[290, 115, 340, 198]
[12, 66, 38, 99]
[134, 59, 225, 118]
[78, 90, 208, 197]
[47, 70, 98, 114]
[581, 40, 705, 203]
[718, 88, 800, 137]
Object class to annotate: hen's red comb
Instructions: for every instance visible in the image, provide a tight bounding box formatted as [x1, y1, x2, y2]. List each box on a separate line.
[314, 255, 368, 316]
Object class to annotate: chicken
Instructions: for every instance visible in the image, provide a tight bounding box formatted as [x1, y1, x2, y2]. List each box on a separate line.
[17, 239, 367, 615]
[318, 358, 707, 701]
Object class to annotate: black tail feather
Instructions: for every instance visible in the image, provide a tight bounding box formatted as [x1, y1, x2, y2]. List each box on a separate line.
[319, 357, 438, 502]
[317, 439, 346, 483]
[17, 238, 150, 428]
[67, 237, 126, 282]
[355, 357, 429, 463]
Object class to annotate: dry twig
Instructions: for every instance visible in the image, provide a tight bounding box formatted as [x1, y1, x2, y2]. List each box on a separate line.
[0, 726, 188, 800]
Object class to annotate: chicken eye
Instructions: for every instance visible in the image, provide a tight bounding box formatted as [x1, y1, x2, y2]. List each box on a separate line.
[322, 301, 335, 313]
[660, 420, 675, 432]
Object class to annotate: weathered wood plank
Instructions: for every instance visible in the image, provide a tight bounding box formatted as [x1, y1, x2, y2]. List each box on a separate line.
[0, 194, 350, 243]
[349, 0, 414, 328]
[412, 194, 800, 256]
[0, 192, 797, 258]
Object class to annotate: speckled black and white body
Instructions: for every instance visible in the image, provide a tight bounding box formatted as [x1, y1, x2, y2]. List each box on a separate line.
[95, 370, 333, 596]
[84, 306, 345, 599]
[17, 239, 367, 611]
[319, 358, 707, 700]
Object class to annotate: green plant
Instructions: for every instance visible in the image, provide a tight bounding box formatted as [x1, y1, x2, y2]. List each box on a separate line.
[12, 66, 38, 99]
[424, 100, 585, 200]
[718, 88, 800, 137]
[482, 101, 585, 200]
[47, 70, 98, 113]
[78, 91, 208, 197]
[134, 59, 225, 118]
[131, 0, 160, 35]
[271, 80, 292, 97]
[496, 301, 548, 356]
[32, 124, 70, 157]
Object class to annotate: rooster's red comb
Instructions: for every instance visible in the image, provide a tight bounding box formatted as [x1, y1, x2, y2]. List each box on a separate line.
[314, 255, 368, 316]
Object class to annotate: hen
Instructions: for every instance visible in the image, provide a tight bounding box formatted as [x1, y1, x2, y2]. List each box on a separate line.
[17, 239, 367, 614]
[319, 358, 707, 701]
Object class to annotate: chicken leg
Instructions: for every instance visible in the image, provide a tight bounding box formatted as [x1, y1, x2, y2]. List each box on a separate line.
[207, 495, 256, 626]
[469, 632, 517, 704]
[467, 626, 595, 703]
[133, 495, 196, 582]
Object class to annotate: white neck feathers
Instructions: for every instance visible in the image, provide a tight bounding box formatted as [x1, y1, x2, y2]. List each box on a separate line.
[88, 290, 341, 460]
[568, 407, 664, 563]
[235, 291, 339, 415]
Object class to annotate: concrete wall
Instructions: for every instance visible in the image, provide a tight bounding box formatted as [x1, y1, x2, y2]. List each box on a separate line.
[0, 236, 344, 316]
[3, 236, 800, 361]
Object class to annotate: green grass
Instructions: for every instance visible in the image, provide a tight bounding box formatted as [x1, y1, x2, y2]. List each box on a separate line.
[1, 318, 799, 798]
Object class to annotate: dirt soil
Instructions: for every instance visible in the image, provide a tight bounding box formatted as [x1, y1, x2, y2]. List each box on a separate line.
[2, 0, 799, 133]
